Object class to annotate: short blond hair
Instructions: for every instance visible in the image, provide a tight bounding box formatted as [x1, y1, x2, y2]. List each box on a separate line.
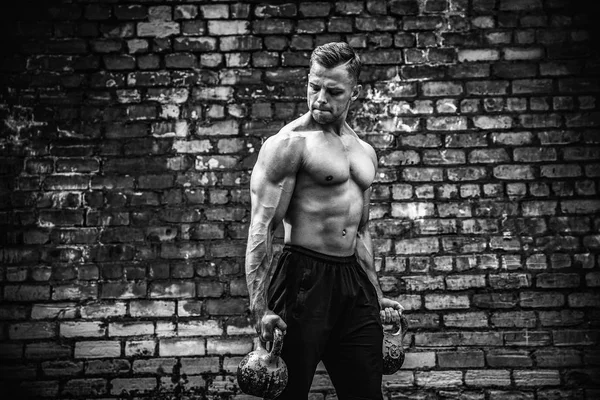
[310, 42, 361, 84]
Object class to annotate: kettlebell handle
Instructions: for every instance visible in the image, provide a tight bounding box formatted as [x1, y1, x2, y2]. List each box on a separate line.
[266, 327, 284, 362]
[391, 315, 409, 337]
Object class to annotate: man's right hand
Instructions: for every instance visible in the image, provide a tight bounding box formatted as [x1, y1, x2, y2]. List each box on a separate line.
[255, 309, 287, 342]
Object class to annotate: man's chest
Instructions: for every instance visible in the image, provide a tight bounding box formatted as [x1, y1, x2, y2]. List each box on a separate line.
[301, 135, 375, 190]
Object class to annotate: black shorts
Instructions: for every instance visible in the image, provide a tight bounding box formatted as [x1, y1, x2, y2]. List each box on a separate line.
[267, 244, 384, 400]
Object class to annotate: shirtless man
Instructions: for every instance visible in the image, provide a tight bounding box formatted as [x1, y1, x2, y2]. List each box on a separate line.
[245, 42, 403, 400]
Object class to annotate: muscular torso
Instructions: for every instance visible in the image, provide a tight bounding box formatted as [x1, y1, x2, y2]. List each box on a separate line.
[282, 115, 376, 256]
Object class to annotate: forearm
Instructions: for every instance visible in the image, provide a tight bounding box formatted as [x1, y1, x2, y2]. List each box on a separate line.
[355, 226, 383, 302]
[245, 222, 275, 316]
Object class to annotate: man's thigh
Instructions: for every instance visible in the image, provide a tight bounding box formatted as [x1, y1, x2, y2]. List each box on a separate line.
[322, 314, 384, 400]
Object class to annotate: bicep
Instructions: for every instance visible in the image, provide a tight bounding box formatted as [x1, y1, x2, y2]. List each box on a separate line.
[360, 144, 378, 232]
[249, 135, 302, 227]
[249, 165, 295, 227]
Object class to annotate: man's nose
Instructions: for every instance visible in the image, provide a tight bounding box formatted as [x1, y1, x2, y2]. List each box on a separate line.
[316, 89, 328, 103]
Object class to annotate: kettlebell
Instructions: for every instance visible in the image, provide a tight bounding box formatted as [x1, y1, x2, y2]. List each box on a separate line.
[382, 314, 409, 375]
[237, 327, 288, 399]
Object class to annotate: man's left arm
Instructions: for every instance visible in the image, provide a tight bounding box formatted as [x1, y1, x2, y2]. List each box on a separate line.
[355, 186, 403, 324]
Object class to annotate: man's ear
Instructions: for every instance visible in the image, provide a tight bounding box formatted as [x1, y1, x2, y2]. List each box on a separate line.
[351, 84, 362, 101]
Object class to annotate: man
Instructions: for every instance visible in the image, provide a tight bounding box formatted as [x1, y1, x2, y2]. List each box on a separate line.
[245, 42, 403, 400]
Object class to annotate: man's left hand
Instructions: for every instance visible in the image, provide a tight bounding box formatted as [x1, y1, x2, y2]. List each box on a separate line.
[379, 297, 403, 324]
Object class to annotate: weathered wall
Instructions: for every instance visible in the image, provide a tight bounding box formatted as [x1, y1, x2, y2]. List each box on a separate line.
[1, 0, 599, 399]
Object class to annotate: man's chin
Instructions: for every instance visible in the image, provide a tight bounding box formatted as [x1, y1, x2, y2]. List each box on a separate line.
[311, 110, 334, 124]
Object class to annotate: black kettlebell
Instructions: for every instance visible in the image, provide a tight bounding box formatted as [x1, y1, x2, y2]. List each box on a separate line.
[382, 314, 409, 375]
[237, 327, 288, 398]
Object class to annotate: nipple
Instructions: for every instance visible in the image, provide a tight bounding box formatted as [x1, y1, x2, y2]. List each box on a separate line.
[326, 175, 333, 181]
[342, 229, 346, 236]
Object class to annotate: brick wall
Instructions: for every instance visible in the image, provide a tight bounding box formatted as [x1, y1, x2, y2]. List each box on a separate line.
[1, 0, 599, 399]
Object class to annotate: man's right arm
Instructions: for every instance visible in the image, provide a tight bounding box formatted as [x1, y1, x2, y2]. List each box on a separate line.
[245, 132, 303, 341]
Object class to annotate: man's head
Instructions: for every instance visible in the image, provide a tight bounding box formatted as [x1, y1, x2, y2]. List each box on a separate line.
[307, 42, 362, 126]
[309, 42, 362, 85]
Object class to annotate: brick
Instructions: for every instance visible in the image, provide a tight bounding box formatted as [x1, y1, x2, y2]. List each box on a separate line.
[394, 237, 439, 255]
[466, 80, 510, 96]
[299, 2, 331, 17]
[536, 273, 580, 288]
[253, 19, 294, 34]
[424, 294, 470, 310]
[486, 349, 533, 368]
[356, 16, 397, 31]
[553, 330, 599, 346]
[438, 350, 484, 368]
[488, 273, 531, 290]
[174, 357, 218, 375]
[206, 337, 253, 355]
[100, 282, 146, 299]
[461, 219, 499, 234]
[513, 370, 561, 386]
[534, 349, 582, 367]
[427, 116, 467, 131]
[110, 377, 156, 395]
[445, 274, 486, 290]
[9, 322, 55, 340]
[60, 321, 105, 338]
[421, 149, 465, 165]
[540, 164, 582, 178]
[125, 341, 155, 357]
[62, 378, 107, 397]
[448, 167, 487, 181]
[504, 47, 544, 60]
[422, 81, 463, 97]
[132, 358, 176, 374]
[473, 292, 518, 309]
[18, 381, 59, 398]
[401, 275, 444, 292]
[80, 302, 127, 319]
[568, 292, 600, 307]
[473, 115, 513, 130]
[491, 311, 537, 328]
[468, 149, 510, 164]
[561, 200, 600, 214]
[75, 341, 121, 358]
[513, 79, 553, 94]
[41, 360, 84, 377]
[159, 339, 205, 356]
[4, 285, 51, 301]
[394, 351, 434, 369]
[109, 322, 154, 337]
[444, 312, 488, 328]
[361, 50, 404, 65]
[203, 298, 246, 317]
[415, 371, 462, 387]
[458, 49, 499, 62]
[465, 370, 511, 387]
[178, 320, 223, 337]
[500, 0, 543, 10]
[129, 300, 175, 317]
[137, 22, 179, 38]
[539, 310, 583, 326]
[504, 330, 552, 346]
[148, 281, 195, 299]
[520, 292, 564, 308]
[493, 165, 535, 180]
[201, 4, 229, 18]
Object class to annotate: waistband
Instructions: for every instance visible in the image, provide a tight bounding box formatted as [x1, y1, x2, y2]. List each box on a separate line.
[283, 244, 357, 264]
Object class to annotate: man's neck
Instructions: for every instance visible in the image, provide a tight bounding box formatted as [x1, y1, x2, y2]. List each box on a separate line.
[309, 113, 348, 136]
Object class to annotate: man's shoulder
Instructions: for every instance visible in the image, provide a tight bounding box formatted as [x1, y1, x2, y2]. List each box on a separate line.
[346, 127, 377, 160]
[264, 114, 316, 146]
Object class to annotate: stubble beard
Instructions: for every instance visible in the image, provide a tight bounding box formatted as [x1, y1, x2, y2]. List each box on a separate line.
[311, 109, 336, 125]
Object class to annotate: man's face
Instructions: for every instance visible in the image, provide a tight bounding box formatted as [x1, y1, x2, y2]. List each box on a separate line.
[307, 62, 360, 126]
